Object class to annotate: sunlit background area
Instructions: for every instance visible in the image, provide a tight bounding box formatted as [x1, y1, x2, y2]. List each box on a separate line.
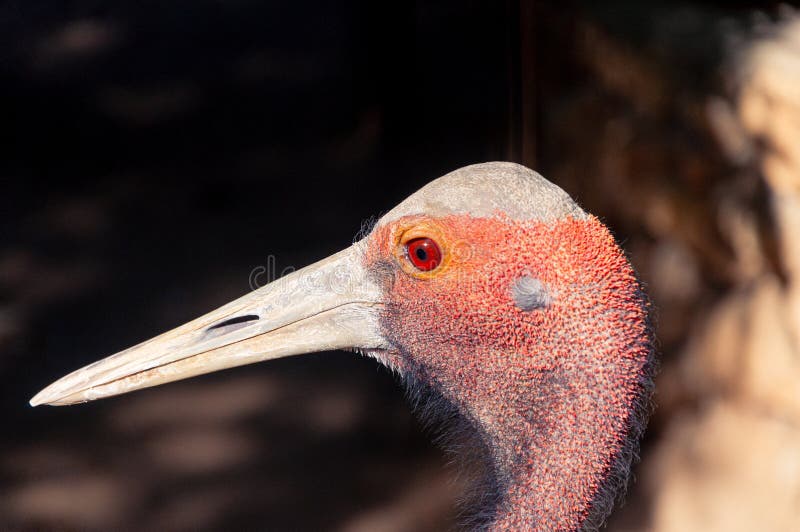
[2, 1, 800, 530]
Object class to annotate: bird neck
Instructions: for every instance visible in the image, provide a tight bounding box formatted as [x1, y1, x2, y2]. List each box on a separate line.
[376, 215, 654, 530]
[484, 322, 652, 531]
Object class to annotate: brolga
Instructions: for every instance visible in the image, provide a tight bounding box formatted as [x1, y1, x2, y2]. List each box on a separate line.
[31, 162, 655, 531]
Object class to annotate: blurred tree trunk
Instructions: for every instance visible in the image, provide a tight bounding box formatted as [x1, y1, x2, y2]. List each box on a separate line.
[526, 5, 800, 530]
[614, 12, 800, 532]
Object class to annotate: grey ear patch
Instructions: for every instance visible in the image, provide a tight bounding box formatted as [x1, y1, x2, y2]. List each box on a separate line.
[512, 275, 551, 311]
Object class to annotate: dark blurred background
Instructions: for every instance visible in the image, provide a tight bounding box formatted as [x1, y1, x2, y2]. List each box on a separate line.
[3, 1, 800, 530]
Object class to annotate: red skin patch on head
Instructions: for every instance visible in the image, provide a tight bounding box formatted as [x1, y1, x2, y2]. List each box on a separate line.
[365, 214, 652, 531]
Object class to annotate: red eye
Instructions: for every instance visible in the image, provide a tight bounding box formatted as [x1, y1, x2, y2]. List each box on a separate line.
[406, 237, 442, 271]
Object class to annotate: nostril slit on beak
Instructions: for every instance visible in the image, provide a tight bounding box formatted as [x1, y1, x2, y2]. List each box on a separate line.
[206, 314, 260, 335]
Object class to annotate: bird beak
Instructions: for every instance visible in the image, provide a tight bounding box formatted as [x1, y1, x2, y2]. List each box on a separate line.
[30, 242, 387, 406]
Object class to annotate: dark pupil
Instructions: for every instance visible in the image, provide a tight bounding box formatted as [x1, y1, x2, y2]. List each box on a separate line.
[415, 247, 428, 261]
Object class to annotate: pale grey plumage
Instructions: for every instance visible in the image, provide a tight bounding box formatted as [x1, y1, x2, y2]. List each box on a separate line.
[380, 162, 588, 225]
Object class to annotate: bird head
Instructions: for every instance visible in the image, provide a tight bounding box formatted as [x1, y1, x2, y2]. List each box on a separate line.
[31, 162, 654, 530]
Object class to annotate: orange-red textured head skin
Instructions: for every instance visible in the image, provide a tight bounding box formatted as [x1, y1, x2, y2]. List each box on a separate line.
[364, 213, 653, 531]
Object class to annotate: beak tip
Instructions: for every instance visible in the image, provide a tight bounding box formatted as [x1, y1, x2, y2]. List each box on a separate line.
[30, 381, 97, 406]
[29, 386, 61, 407]
[29, 395, 46, 407]
[29, 390, 52, 407]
